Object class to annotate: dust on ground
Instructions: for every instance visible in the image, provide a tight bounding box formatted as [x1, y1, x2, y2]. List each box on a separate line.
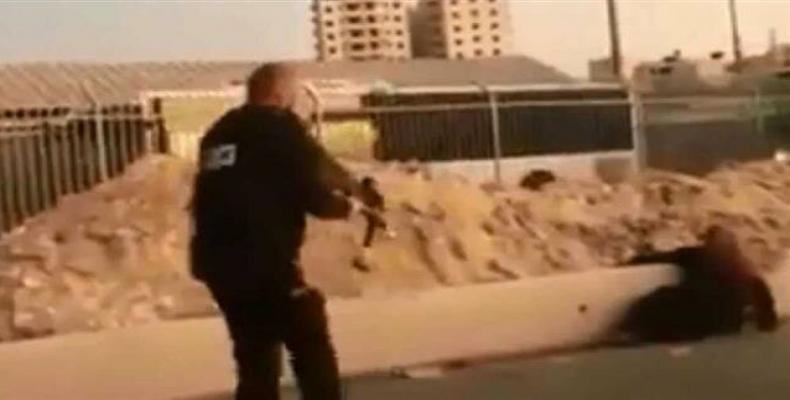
[2, 155, 790, 341]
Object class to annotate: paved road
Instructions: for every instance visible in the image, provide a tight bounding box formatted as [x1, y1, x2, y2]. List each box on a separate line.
[270, 327, 789, 400]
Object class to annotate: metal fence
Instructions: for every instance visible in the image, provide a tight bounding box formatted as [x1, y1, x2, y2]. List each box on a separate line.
[140, 89, 243, 162]
[641, 94, 790, 174]
[3, 85, 789, 238]
[357, 95, 637, 184]
[0, 105, 159, 237]
[141, 87, 790, 184]
[116, 86, 640, 186]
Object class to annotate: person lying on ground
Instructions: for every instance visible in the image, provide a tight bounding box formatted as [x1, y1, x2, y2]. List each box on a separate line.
[616, 226, 778, 343]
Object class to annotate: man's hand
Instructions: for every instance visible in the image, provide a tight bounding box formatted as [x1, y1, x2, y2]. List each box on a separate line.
[349, 198, 365, 215]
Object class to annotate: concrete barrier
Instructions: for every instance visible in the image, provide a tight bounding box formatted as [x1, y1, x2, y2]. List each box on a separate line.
[1, 264, 788, 400]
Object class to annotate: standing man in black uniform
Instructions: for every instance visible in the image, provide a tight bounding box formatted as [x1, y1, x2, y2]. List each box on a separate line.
[190, 63, 371, 400]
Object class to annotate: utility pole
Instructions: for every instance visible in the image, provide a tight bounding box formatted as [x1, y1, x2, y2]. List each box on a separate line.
[606, 0, 623, 80]
[728, 0, 743, 71]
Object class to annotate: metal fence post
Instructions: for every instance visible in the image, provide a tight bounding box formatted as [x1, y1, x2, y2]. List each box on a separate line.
[10, 134, 30, 220]
[628, 90, 647, 171]
[0, 133, 13, 232]
[82, 82, 110, 182]
[475, 82, 503, 185]
[303, 82, 324, 143]
[754, 87, 765, 136]
[23, 128, 42, 214]
[116, 107, 130, 173]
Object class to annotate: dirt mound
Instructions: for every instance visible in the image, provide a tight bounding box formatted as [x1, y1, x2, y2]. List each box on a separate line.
[3, 155, 790, 341]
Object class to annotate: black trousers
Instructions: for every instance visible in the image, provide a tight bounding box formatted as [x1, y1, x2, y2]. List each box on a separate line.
[207, 284, 342, 400]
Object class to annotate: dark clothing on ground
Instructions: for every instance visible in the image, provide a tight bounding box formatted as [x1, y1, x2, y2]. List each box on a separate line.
[191, 104, 356, 400]
[621, 246, 778, 342]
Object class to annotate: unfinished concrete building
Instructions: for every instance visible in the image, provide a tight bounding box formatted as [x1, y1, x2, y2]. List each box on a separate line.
[312, 0, 413, 61]
[410, 0, 514, 59]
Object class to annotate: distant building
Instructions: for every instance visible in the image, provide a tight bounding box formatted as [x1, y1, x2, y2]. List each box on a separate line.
[631, 57, 732, 95]
[411, 0, 514, 59]
[312, 0, 513, 62]
[312, 0, 413, 61]
[588, 57, 638, 83]
[740, 43, 790, 74]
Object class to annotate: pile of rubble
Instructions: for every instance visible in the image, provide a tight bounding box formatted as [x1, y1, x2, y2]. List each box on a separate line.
[3, 155, 790, 341]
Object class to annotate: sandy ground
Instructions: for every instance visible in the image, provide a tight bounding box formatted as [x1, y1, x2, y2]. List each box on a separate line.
[3, 155, 790, 341]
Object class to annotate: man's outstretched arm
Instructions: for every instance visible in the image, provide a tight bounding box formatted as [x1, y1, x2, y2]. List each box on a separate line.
[622, 249, 683, 266]
[285, 116, 361, 219]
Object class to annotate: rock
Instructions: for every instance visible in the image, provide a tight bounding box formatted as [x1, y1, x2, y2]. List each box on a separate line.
[17, 261, 52, 289]
[12, 288, 56, 338]
[60, 234, 110, 277]
[0, 286, 14, 341]
[51, 299, 96, 334]
[520, 169, 557, 191]
[486, 259, 521, 280]
[105, 228, 141, 274]
[5, 234, 58, 273]
[154, 281, 217, 320]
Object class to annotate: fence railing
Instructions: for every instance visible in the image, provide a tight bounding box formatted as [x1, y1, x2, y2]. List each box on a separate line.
[139, 87, 640, 185]
[0, 106, 158, 237]
[641, 95, 790, 174]
[3, 86, 789, 238]
[140, 89, 243, 162]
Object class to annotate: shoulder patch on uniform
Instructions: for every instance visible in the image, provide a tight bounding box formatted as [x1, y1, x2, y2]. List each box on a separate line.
[201, 144, 237, 171]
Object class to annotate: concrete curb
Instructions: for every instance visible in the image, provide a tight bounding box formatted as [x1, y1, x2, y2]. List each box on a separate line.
[1, 264, 788, 400]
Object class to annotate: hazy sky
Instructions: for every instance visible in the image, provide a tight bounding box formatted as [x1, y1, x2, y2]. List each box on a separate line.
[1, 0, 788, 77]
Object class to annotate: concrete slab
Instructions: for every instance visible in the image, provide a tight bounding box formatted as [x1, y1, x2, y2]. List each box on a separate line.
[0, 264, 787, 399]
